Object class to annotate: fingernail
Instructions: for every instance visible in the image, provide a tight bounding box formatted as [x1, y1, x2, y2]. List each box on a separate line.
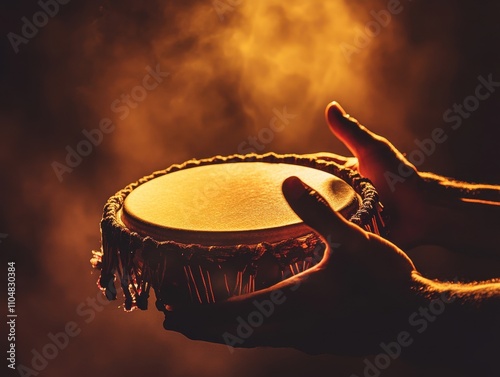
[327, 101, 347, 121]
[282, 176, 307, 201]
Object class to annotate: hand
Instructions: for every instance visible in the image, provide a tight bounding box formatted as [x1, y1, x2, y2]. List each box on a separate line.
[163, 176, 420, 355]
[311, 102, 450, 249]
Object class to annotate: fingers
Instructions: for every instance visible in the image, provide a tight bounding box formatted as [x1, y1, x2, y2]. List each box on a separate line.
[325, 101, 383, 159]
[163, 278, 308, 347]
[282, 176, 365, 251]
[164, 293, 263, 342]
[165, 309, 291, 348]
[302, 152, 351, 165]
[325, 101, 418, 178]
[302, 152, 359, 171]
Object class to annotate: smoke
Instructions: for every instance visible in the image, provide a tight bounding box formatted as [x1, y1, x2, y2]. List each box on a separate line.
[2, 1, 500, 376]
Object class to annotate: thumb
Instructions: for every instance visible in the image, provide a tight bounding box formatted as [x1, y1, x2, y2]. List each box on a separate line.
[325, 101, 383, 159]
[282, 176, 367, 254]
[325, 101, 417, 177]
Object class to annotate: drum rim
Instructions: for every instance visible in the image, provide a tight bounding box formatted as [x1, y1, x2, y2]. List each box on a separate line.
[102, 152, 384, 237]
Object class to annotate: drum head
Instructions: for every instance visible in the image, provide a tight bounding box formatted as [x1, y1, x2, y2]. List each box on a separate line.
[120, 162, 359, 246]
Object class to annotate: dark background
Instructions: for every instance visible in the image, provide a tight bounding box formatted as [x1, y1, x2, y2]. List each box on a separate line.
[1, 1, 499, 376]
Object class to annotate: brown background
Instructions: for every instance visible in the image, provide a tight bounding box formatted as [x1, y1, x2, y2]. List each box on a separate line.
[1, 1, 500, 376]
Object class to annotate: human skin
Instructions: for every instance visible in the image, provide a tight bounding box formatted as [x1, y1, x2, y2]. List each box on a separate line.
[163, 102, 500, 373]
[311, 102, 500, 255]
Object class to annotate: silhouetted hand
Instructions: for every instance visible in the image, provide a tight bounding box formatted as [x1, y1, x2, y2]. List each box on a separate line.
[309, 101, 500, 255]
[164, 176, 420, 355]
[163, 176, 500, 373]
[162, 105, 500, 373]
[309, 102, 453, 249]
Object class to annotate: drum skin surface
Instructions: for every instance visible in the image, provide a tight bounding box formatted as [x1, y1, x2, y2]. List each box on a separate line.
[121, 162, 359, 246]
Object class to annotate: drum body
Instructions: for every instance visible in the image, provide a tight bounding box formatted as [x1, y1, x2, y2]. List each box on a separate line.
[92, 153, 386, 311]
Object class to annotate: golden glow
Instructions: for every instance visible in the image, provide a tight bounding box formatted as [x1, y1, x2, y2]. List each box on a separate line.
[5, 2, 464, 374]
[120, 162, 358, 244]
[79, 0, 442, 176]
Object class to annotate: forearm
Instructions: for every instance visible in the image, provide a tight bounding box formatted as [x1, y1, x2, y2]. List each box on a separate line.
[423, 172, 500, 203]
[401, 273, 500, 372]
[421, 172, 500, 256]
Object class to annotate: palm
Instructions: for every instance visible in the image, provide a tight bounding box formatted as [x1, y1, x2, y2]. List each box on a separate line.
[164, 177, 417, 355]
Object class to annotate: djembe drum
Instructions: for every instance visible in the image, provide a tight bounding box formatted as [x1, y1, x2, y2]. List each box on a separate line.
[91, 153, 387, 314]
